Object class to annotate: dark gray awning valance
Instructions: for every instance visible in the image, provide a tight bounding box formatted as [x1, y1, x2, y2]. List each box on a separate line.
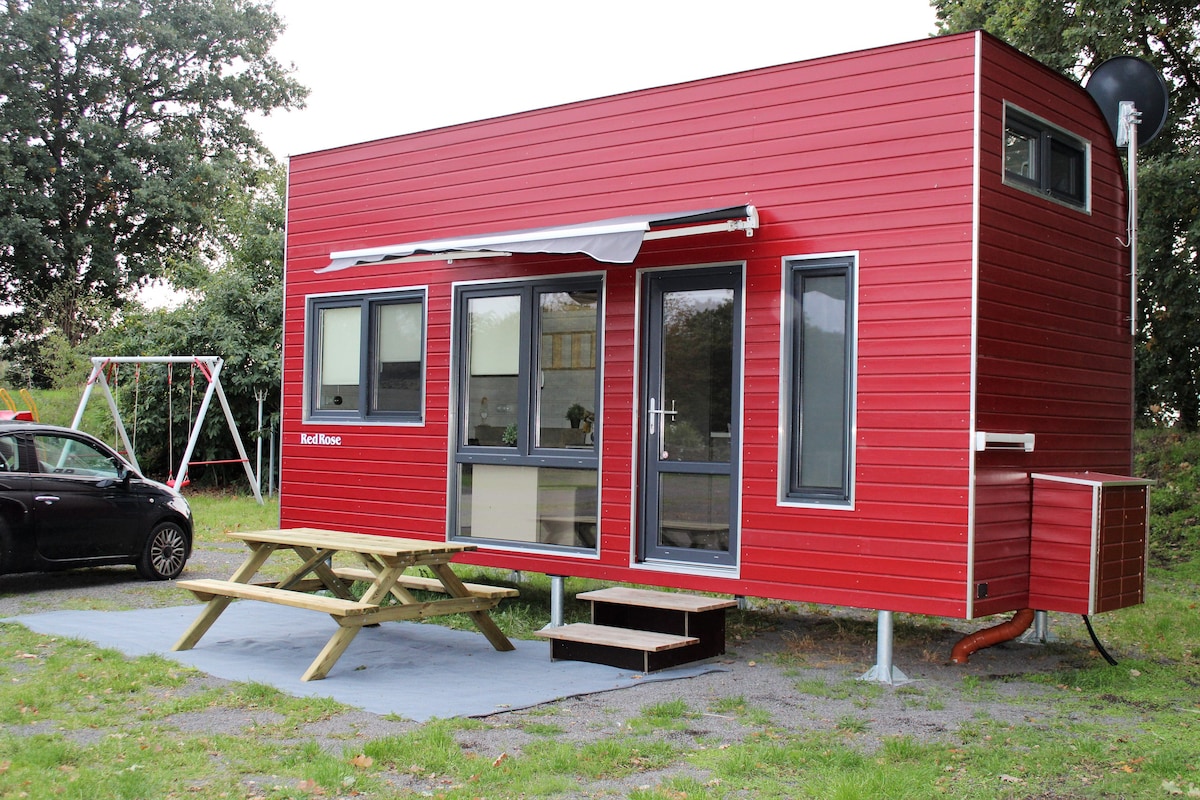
[319, 204, 758, 273]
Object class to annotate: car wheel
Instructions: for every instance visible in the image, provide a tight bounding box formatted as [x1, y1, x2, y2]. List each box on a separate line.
[137, 522, 190, 580]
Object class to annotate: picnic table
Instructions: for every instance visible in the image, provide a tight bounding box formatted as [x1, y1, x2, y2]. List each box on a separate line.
[172, 528, 517, 681]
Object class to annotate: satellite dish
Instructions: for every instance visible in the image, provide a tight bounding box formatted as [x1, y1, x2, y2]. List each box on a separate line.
[1085, 56, 1169, 147]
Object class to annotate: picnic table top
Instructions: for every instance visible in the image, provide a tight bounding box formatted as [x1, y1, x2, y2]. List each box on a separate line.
[226, 528, 476, 558]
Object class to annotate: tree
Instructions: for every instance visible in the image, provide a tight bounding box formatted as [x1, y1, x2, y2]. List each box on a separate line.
[0, 0, 305, 367]
[931, 0, 1200, 428]
[88, 164, 286, 485]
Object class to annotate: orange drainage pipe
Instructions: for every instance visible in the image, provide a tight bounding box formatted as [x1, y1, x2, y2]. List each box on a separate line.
[950, 608, 1036, 664]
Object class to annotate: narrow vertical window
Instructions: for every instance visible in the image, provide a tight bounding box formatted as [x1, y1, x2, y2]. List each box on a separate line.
[317, 305, 361, 411]
[536, 288, 598, 449]
[372, 301, 423, 414]
[785, 256, 854, 504]
[464, 294, 522, 446]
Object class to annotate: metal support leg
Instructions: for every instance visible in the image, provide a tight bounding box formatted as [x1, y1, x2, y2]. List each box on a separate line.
[546, 575, 565, 628]
[1018, 610, 1057, 644]
[859, 610, 910, 685]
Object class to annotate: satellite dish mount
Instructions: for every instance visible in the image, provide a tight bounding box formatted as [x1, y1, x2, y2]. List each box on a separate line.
[1085, 57, 1170, 335]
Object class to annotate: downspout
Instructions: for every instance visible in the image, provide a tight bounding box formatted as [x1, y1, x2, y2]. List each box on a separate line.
[950, 608, 1035, 664]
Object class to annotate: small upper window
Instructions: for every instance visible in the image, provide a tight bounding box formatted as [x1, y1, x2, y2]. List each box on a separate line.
[1004, 105, 1089, 210]
[308, 290, 425, 422]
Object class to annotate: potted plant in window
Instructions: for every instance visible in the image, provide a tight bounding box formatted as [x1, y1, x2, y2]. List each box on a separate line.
[566, 403, 587, 429]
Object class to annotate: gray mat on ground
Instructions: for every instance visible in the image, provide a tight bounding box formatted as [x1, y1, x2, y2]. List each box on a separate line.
[5, 603, 724, 721]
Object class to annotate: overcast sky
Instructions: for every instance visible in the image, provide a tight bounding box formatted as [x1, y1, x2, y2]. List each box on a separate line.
[252, 0, 941, 159]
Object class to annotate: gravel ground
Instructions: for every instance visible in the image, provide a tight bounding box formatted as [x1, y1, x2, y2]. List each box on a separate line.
[1, 541, 1118, 796]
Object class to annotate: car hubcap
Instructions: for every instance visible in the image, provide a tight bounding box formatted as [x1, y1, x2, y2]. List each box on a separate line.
[152, 528, 186, 576]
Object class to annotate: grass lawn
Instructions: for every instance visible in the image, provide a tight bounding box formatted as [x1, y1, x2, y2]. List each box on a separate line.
[1, 391, 1197, 797]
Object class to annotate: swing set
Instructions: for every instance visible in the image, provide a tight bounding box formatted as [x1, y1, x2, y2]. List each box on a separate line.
[71, 356, 264, 504]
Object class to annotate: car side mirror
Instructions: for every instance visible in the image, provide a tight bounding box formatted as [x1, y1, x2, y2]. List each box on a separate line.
[98, 466, 133, 490]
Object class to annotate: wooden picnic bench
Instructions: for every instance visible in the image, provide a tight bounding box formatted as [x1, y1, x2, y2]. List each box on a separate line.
[172, 528, 517, 681]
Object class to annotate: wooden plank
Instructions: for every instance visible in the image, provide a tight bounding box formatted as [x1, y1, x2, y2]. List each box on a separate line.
[577, 587, 737, 613]
[331, 567, 519, 599]
[536, 623, 698, 652]
[176, 579, 374, 617]
[229, 528, 474, 559]
[340, 595, 501, 627]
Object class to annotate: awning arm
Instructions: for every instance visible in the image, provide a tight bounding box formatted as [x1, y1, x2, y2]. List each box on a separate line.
[646, 205, 758, 242]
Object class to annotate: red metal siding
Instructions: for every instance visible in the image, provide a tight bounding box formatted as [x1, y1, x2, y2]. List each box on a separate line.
[282, 32, 1131, 620]
[971, 38, 1132, 616]
[1029, 476, 1148, 614]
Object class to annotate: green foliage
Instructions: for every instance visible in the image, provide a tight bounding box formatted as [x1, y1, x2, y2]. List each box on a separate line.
[0, 0, 305, 382]
[932, 0, 1200, 428]
[83, 165, 286, 484]
[1136, 429, 1200, 566]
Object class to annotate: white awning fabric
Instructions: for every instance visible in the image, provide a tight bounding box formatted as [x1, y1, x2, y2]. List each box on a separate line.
[319, 204, 758, 273]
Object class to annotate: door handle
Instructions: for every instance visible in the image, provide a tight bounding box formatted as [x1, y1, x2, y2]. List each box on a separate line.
[35, 495, 60, 505]
[647, 397, 677, 435]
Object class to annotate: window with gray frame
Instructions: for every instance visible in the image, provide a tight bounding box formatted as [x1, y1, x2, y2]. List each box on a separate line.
[1003, 105, 1089, 210]
[307, 290, 425, 421]
[453, 277, 602, 549]
[785, 256, 854, 504]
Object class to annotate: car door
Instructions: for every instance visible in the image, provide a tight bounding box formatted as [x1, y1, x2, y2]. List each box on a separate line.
[30, 432, 143, 562]
[0, 431, 33, 569]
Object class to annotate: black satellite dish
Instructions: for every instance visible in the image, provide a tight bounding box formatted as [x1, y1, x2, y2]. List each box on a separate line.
[1084, 56, 1169, 147]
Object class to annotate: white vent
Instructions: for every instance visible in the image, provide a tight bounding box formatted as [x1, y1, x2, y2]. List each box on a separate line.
[974, 432, 1035, 452]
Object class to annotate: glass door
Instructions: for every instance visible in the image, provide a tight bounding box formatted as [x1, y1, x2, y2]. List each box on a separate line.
[639, 267, 741, 566]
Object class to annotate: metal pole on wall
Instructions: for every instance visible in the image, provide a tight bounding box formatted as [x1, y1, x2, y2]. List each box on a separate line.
[254, 389, 266, 496]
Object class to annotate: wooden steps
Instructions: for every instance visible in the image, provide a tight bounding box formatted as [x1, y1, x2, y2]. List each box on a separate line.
[536, 586, 735, 672]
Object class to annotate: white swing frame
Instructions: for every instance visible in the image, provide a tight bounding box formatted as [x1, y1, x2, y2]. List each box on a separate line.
[71, 355, 264, 504]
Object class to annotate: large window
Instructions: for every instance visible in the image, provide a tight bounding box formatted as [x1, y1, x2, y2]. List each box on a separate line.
[308, 290, 425, 422]
[454, 277, 601, 549]
[783, 256, 855, 505]
[1004, 105, 1089, 210]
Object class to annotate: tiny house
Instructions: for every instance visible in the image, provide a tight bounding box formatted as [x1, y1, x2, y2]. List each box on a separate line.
[280, 31, 1148, 632]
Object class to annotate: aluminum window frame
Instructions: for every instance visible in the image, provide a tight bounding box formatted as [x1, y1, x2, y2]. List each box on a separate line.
[1003, 103, 1091, 212]
[781, 254, 857, 507]
[305, 289, 427, 424]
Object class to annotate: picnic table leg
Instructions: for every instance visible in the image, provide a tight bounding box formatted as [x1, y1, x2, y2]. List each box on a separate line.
[173, 542, 278, 652]
[287, 545, 355, 599]
[427, 562, 515, 652]
[299, 561, 411, 680]
[300, 623, 362, 681]
[357, 553, 419, 605]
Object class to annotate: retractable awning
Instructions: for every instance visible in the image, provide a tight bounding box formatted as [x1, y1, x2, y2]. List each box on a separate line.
[319, 204, 758, 273]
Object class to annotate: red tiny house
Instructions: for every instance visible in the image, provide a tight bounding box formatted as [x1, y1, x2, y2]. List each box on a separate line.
[281, 32, 1147, 630]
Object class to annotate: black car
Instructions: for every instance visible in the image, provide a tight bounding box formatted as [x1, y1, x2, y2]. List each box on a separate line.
[0, 420, 193, 580]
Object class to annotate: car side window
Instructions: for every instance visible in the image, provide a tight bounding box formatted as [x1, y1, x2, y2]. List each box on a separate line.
[32, 434, 122, 479]
[0, 434, 19, 472]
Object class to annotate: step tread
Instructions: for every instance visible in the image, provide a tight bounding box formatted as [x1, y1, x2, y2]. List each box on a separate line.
[536, 623, 698, 652]
[577, 587, 737, 613]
